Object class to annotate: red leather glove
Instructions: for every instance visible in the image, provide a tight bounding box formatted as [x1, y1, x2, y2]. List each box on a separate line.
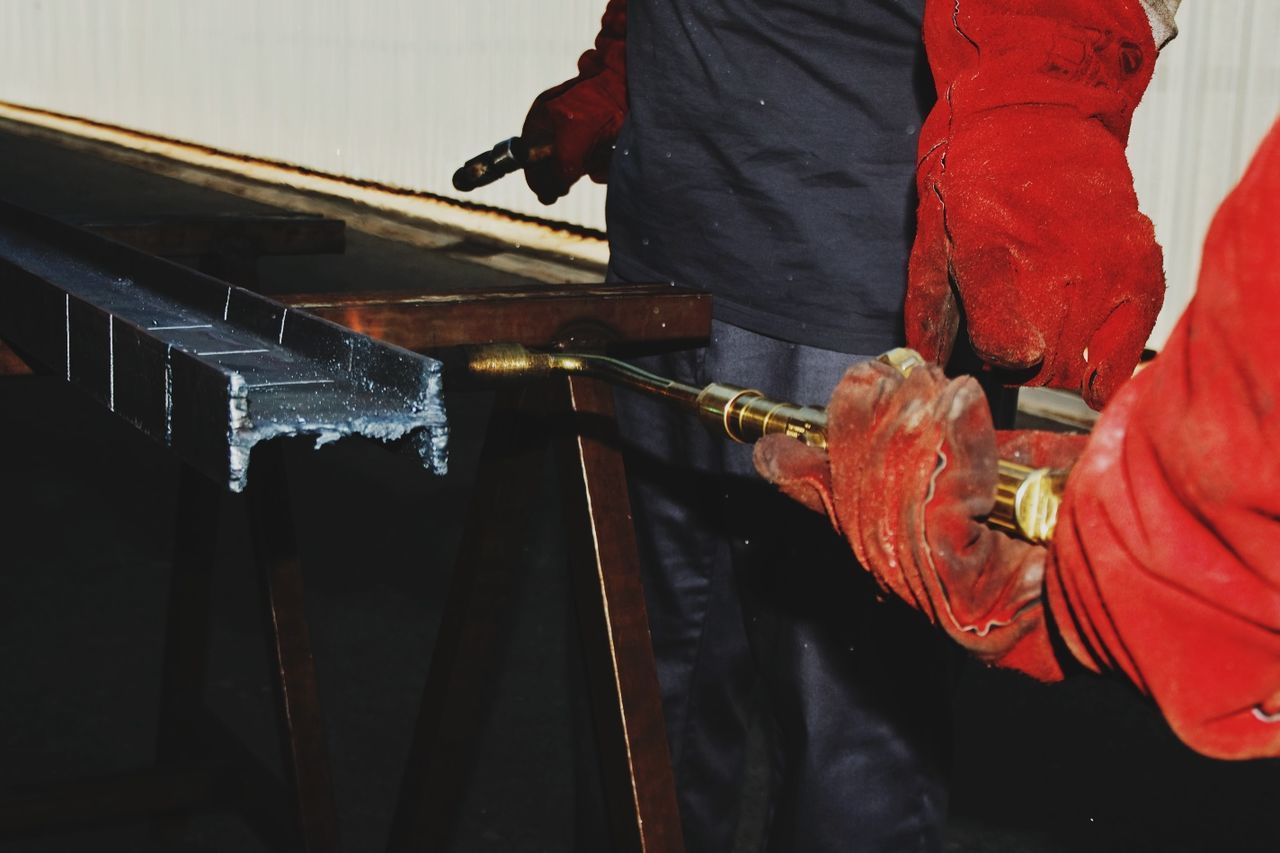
[908, 0, 1165, 409]
[1045, 117, 1280, 760]
[522, 0, 627, 205]
[754, 360, 1086, 682]
[757, 118, 1280, 761]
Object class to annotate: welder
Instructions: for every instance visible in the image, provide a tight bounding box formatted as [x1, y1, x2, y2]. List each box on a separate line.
[516, 1, 1182, 848]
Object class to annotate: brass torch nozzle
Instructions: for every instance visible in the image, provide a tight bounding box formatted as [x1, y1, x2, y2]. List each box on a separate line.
[466, 343, 557, 378]
[464, 343, 1065, 544]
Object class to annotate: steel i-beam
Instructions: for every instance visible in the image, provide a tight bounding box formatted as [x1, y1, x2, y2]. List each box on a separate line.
[0, 201, 447, 490]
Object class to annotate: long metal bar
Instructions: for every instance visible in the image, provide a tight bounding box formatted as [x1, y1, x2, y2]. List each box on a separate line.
[0, 213, 346, 371]
[0, 200, 446, 490]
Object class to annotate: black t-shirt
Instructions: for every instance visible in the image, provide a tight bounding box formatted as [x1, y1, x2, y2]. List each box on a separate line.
[606, 0, 932, 354]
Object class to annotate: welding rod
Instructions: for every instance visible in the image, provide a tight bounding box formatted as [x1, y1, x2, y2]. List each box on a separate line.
[452, 137, 553, 192]
[466, 343, 1065, 544]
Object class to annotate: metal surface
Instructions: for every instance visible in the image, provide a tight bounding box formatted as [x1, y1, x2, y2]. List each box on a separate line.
[0, 212, 346, 370]
[0, 200, 447, 490]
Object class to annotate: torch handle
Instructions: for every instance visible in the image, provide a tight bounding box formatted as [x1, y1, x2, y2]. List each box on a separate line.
[452, 136, 553, 192]
[465, 344, 1065, 544]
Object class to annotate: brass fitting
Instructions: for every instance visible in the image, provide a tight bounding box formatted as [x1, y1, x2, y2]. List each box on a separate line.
[877, 348, 1064, 545]
[990, 462, 1066, 544]
[694, 384, 829, 449]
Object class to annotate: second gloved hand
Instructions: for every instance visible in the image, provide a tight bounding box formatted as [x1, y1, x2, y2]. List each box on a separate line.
[907, 0, 1165, 408]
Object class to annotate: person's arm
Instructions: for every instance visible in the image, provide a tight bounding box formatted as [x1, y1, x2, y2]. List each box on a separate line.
[521, 0, 627, 205]
[756, 115, 1280, 760]
[907, 0, 1172, 408]
[1045, 114, 1280, 760]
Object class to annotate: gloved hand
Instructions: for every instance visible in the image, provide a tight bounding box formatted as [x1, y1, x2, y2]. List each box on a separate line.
[908, 0, 1165, 409]
[521, 0, 628, 205]
[753, 359, 1086, 682]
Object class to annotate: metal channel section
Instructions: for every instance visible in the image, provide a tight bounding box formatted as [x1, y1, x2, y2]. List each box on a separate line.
[0, 201, 447, 490]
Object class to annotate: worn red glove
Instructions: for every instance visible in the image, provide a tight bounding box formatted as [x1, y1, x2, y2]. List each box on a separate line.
[754, 360, 1086, 682]
[908, 0, 1165, 409]
[521, 0, 627, 205]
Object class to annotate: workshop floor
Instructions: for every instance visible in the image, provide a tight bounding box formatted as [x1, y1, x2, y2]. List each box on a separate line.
[1, 126, 1277, 853]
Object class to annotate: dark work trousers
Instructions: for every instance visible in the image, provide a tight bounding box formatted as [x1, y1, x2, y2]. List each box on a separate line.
[613, 320, 956, 853]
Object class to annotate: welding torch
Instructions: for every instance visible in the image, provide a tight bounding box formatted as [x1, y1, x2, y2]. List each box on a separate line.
[452, 137, 553, 192]
[466, 343, 1066, 544]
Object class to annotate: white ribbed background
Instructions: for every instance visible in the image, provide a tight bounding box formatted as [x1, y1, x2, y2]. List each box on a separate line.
[0, 0, 611, 227]
[1, 0, 1276, 347]
[1130, 2, 1280, 346]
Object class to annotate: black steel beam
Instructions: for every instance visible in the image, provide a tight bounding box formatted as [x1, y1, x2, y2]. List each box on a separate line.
[0, 201, 446, 489]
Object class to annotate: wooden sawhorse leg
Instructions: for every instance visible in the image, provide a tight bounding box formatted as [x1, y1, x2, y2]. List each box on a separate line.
[554, 375, 684, 853]
[247, 442, 342, 852]
[388, 379, 683, 852]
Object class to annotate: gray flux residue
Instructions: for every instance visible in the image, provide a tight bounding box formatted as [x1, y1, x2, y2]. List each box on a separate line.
[0, 220, 447, 492]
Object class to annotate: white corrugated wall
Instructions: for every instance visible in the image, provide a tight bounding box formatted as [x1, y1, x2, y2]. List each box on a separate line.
[0, 0, 612, 227]
[1, 0, 1277, 347]
[1130, 2, 1280, 346]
